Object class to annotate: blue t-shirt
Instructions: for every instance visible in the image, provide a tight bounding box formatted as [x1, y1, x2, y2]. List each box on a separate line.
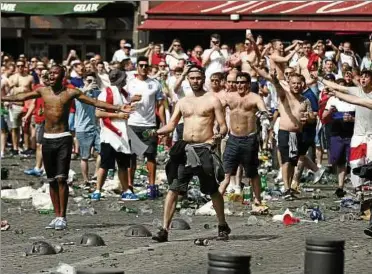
[302, 88, 318, 136]
[74, 88, 101, 133]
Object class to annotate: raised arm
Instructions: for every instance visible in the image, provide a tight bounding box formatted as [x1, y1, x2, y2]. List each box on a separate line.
[75, 89, 124, 112]
[157, 100, 182, 135]
[333, 90, 372, 109]
[1, 90, 40, 102]
[270, 45, 299, 63]
[317, 76, 349, 93]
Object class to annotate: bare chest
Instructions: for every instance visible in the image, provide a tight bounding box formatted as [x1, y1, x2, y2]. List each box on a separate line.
[180, 99, 214, 118]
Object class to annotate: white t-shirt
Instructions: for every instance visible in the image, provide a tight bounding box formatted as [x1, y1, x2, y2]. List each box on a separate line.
[202, 49, 227, 78]
[325, 96, 356, 112]
[347, 86, 372, 136]
[339, 52, 357, 68]
[112, 49, 137, 64]
[126, 77, 164, 127]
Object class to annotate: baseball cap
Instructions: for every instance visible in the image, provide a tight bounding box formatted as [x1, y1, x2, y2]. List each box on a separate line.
[324, 74, 336, 81]
[124, 43, 132, 48]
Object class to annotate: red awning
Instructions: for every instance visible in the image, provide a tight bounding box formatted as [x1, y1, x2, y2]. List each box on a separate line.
[147, 1, 372, 15]
[138, 20, 372, 32]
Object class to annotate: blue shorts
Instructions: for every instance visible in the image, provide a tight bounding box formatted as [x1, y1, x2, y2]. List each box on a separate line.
[68, 113, 75, 132]
[76, 130, 101, 160]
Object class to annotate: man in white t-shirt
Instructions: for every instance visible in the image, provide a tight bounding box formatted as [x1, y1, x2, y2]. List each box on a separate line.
[112, 40, 150, 64]
[318, 70, 372, 198]
[202, 34, 227, 88]
[165, 39, 189, 71]
[126, 56, 166, 199]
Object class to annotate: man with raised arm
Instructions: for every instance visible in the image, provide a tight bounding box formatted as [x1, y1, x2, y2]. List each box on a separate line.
[152, 65, 230, 242]
[1, 65, 131, 230]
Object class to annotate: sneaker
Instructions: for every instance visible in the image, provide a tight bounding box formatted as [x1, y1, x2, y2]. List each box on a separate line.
[152, 228, 168, 242]
[217, 223, 231, 241]
[24, 168, 43, 177]
[284, 189, 295, 201]
[55, 218, 67, 230]
[121, 191, 139, 201]
[45, 218, 58, 229]
[335, 188, 346, 198]
[364, 225, 372, 237]
[11, 150, 19, 156]
[313, 167, 326, 183]
[91, 191, 101, 201]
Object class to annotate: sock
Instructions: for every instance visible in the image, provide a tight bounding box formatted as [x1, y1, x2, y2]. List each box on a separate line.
[93, 190, 101, 194]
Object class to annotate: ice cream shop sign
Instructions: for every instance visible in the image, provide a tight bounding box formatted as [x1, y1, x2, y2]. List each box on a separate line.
[1, 3, 106, 15]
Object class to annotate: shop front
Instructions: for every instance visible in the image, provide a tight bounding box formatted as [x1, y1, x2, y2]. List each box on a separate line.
[1, 2, 136, 61]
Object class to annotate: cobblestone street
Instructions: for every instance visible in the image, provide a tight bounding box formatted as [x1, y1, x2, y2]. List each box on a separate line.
[1, 157, 371, 274]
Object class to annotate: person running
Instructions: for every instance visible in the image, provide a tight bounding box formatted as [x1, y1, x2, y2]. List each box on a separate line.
[1, 65, 132, 230]
[152, 65, 230, 242]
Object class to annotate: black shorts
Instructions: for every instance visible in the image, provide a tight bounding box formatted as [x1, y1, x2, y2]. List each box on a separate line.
[130, 125, 158, 160]
[100, 142, 130, 170]
[223, 134, 259, 178]
[169, 147, 219, 195]
[42, 135, 73, 181]
[35, 122, 44, 144]
[176, 123, 184, 141]
[278, 130, 302, 166]
[299, 131, 316, 156]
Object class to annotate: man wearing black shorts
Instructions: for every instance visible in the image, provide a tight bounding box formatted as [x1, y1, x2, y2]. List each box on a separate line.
[2, 65, 131, 230]
[152, 66, 230, 242]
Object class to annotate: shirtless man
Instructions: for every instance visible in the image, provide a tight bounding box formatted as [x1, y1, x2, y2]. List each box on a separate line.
[274, 73, 312, 200]
[2, 65, 132, 230]
[231, 35, 260, 93]
[219, 72, 270, 207]
[152, 65, 230, 242]
[209, 72, 227, 157]
[8, 60, 33, 155]
[270, 39, 300, 82]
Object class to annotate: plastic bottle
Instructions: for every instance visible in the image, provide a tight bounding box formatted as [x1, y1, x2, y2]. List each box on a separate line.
[38, 209, 54, 215]
[142, 129, 156, 139]
[260, 175, 268, 191]
[242, 186, 252, 205]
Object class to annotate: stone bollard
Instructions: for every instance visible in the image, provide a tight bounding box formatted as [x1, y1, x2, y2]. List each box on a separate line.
[208, 252, 251, 274]
[304, 237, 344, 274]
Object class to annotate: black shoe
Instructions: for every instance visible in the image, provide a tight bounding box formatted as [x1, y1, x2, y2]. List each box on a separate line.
[217, 223, 231, 241]
[335, 188, 346, 198]
[152, 228, 168, 242]
[284, 189, 295, 201]
[364, 225, 372, 237]
[11, 150, 19, 156]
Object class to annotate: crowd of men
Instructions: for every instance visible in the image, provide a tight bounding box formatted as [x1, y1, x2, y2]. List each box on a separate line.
[1, 32, 372, 240]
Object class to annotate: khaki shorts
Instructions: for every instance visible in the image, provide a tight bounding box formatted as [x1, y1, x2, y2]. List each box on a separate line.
[7, 105, 23, 129]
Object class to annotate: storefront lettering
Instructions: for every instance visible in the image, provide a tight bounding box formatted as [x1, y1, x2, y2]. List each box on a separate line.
[201, 1, 372, 14]
[73, 4, 99, 12]
[1, 3, 17, 12]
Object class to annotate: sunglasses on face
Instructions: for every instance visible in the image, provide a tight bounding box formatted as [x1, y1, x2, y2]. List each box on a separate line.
[173, 44, 181, 47]
[212, 40, 220, 44]
[211, 79, 220, 82]
[236, 81, 247, 84]
[16, 64, 24, 67]
[31, 60, 37, 63]
[245, 43, 251, 46]
[139, 64, 149, 68]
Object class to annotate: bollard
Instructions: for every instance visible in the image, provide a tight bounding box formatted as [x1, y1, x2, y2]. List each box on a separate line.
[304, 237, 344, 274]
[208, 252, 251, 274]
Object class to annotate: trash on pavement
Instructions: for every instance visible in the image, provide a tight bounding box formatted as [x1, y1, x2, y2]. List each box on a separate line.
[1, 186, 37, 200]
[139, 205, 153, 215]
[1, 220, 10, 231]
[32, 192, 54, 210]
[247, 216, 258, 226]
[1, 167, 9, 180]
[194, 238, 210, 246]
[310, 207, 326, 221]
[67, 169, 77, 184]
[54, 262, 76, 274]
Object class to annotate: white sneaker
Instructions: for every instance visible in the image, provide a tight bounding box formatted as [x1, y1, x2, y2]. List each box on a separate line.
[313, 167, 326, 183]
[45, 218, 58, 229]
[55, 218, 67, 230]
